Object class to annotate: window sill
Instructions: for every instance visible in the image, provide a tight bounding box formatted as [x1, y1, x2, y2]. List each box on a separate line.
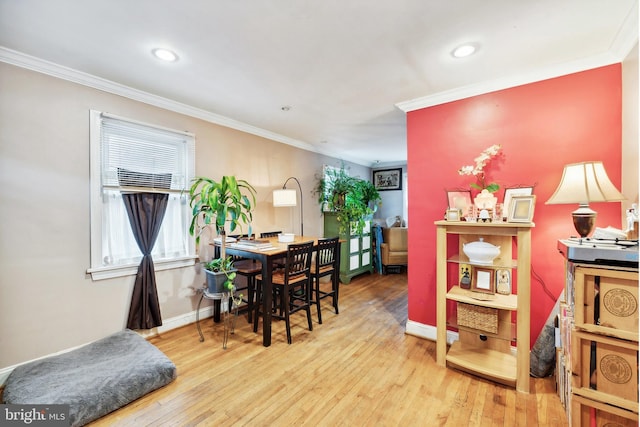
[87, 256, 198, 281]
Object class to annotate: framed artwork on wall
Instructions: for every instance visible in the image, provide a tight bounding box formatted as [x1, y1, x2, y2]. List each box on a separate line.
[373, 168, 402, 191]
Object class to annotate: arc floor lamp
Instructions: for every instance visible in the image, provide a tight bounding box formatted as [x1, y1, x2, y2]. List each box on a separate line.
[273, 176, 304, 236]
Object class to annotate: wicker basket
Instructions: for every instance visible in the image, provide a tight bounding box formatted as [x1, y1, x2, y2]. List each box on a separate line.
[457, 302, 498, 334]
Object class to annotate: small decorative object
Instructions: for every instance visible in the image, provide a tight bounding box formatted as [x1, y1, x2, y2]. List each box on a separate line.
[458, 144, 502, 194]
[463, 238, 500, 265]
[459, 264, 471, 289]
[478, 209, 491, 222]
[446, 209, 460, 221]
[278, 233, 295, 242]
[474, 188, 498, 211]
[471, 267, 495, 294]
[507, 195, 537, 223]
[496, 269, 511, 295]
[492, 203, 504, 222]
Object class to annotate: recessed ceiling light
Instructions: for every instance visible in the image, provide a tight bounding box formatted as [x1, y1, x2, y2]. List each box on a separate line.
[152, 48, 179, 62]
[452, 43, 477, 58]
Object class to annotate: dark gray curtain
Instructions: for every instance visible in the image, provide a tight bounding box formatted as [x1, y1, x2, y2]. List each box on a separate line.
[123, 192, 169, 329]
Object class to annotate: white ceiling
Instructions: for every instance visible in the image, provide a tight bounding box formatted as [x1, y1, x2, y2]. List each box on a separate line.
[0, 0, 637, 167]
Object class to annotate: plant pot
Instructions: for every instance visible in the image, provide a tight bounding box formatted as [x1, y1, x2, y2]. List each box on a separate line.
[204, 268, 236, 293]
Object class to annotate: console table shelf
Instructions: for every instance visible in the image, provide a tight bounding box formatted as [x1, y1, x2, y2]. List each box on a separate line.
[435, 220, 533, 393]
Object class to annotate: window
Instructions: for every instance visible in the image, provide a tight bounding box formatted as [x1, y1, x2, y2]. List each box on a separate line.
[88, 111, 196, 280]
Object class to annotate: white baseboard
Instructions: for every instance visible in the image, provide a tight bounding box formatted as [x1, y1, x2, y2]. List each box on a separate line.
[0, 306, 214, 386]
[405, 320, 458, 344]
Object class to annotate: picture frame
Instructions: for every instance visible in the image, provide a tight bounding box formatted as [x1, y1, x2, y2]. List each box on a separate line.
[373, 168, 402, 191]
[446, 190, 472, 212]
[502, 186, 534, 219]
[445, 209, 460, 221]
[495, 269, 511, 295]
[507, 195, 536, 223]
[471, 267, 495, 294]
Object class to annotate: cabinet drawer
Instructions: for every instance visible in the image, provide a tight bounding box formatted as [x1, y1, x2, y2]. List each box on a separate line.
[574, 266, 638, 341]
[571, 394, 638, 427]
[571, 330, 638, 412]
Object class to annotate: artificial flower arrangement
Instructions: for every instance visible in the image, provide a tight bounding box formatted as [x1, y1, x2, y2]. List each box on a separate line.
[458, 144, 502, 193]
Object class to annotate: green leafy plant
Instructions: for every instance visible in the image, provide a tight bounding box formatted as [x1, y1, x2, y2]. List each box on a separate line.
[189, 175, 255, 304]
[189, 175, 257, 245]
[204, 256, 237, 291]
[314, 165, 381, 235]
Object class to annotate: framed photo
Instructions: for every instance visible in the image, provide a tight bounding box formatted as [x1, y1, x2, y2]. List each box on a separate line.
[502, 186, 534, 219]
[472, 267, 495, 294]
[445, 209, 460, 221]
[446, 190, 472, 212]
[373, 168, 402, 191]
[495, 269, 511, 295]
[507, 195, 536, 223]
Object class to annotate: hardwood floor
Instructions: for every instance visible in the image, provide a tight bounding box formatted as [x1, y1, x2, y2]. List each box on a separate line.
[90, 271, 568, 426]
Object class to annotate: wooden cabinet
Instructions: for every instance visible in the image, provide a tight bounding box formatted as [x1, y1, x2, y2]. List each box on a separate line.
[324, 212, 373, 283]
[558, 261, 638, 426]
[435, 220, 533, 393]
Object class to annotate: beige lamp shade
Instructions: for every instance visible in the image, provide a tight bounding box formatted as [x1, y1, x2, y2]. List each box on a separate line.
[273, 189, 297, 207]
[546, 161, 625, 205]
[546, 161, 625, 237]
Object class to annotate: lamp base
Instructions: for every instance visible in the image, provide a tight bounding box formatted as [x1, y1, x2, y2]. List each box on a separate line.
[572, 204, 597, 238]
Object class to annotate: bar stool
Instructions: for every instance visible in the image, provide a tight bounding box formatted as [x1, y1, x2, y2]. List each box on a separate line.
[310, 236, 340, 324]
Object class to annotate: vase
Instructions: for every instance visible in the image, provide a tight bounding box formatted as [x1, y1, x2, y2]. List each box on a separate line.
[204, 269, 236, 293]
[474, 189, 497, 210]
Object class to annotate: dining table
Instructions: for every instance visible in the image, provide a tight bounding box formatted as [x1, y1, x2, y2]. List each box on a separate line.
[215, 235, 331, 347]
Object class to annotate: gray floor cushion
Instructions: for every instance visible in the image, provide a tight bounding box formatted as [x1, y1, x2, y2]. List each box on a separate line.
[2, 329, 177, 426]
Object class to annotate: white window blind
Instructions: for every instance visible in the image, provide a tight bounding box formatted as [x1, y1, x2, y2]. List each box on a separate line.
[88, 111, 196, 280]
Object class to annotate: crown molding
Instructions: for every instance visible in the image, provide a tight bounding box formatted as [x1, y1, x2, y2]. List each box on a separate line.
[397, 5, 638, 113]
[0, 46, 370, 167]
[396, 52, 621, 113]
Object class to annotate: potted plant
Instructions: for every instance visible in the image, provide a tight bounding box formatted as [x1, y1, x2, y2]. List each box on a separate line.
[314, 166, 381, 235]
[189, 175, 257, 294]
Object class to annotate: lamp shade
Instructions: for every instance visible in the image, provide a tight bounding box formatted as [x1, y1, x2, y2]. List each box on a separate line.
[273, 189, 297, 207]
[546, 161, 625, 205]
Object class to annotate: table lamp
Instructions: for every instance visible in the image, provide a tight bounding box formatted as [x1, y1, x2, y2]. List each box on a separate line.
[546, 161, 625, 238]
[273, 176, 304, 236]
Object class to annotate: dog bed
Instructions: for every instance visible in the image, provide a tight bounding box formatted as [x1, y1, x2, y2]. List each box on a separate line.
[2, 329, 177, 426]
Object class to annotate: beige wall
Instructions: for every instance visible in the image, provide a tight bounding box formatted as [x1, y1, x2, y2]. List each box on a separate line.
[622, 41, 639, 221]
[0, 62, 369, 371]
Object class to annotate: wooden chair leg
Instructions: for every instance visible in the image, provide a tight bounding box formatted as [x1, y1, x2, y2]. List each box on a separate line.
[282, 285, 292, 344]
[314, 277, 323, 324]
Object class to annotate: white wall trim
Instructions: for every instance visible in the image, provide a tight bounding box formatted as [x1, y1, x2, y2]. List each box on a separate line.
[0, 306, 215, 386]
[405, 319, 458, 345]
[396, 5, 639, 113]
[396, 52, 621, 112]
[0, 46, 368, 167]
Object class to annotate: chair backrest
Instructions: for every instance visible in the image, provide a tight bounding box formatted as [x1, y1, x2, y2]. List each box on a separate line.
[284, 241, 314, 284]
[314, 237, 339, 274]
[260, 231, 282, 238]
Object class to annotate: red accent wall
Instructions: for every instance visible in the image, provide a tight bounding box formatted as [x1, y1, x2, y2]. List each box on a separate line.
[406, 64, 622, 345]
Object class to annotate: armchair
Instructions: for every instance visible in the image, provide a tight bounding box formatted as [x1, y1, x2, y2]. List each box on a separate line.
[380, 227, 408, 274]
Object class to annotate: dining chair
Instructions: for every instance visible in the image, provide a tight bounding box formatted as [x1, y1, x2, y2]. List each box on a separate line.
[310, 236, 340, 324]
[253, 240, 314, 344]
[228, 234, 262, 323]
[260, 231, 282, 238]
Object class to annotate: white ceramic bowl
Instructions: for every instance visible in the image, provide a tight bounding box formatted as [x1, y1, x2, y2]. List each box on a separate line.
[278, 233, 295, 243]
[462, 238, 500, 265]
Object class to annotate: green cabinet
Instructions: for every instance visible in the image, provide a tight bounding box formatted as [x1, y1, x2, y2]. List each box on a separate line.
[323, 212, 373, 283]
